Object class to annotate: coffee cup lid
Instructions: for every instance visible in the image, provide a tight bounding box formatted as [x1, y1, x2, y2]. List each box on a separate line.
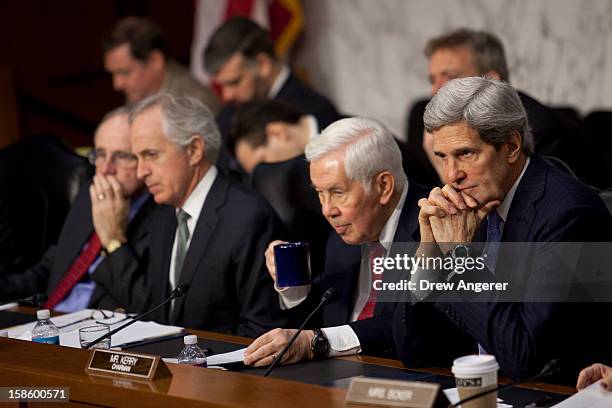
[452, 354, 499, 376]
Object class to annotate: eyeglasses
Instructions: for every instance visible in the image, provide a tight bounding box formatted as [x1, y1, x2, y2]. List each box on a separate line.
[55, 310, 115, 330]
[88, 149, 137, 167]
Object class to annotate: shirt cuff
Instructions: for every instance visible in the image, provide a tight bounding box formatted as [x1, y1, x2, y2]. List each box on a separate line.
[275, 283, 310, 309]
[321, 325, 361, 357]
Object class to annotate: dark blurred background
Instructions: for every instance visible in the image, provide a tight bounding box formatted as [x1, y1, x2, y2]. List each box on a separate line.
[0, 0, 196, 149]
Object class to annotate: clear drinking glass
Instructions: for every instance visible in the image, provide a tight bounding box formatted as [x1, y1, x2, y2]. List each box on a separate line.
[79, 325, 110, 349]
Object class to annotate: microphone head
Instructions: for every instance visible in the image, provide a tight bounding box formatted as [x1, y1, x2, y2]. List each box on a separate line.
[175, 283, 191, 297]
[540, 358, 562, 378]
[321, 287, 336, 304]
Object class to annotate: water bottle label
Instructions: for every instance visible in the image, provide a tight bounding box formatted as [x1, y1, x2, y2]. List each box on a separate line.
[32, 335, 60, 345]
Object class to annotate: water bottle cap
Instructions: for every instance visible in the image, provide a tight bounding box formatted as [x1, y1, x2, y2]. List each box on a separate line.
[37, 309, 50, 320]
[184, 335, 198, 345]
[0, 330, 8, 337]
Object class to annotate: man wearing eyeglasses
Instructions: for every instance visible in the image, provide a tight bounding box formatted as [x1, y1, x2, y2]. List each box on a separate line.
[0, 107, 155, 312]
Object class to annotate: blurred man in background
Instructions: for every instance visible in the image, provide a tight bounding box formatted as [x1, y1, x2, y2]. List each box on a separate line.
[204, 17, 339, 141]
[104, 17, 220, 113]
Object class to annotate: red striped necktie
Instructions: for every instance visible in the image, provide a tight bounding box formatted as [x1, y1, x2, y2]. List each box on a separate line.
[43, 232, 102, 310]
[357, 242, 386, 321]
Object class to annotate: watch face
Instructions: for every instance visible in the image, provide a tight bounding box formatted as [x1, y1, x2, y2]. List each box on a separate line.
[312, 331, 329, 357]
[453, 245, 469, 258]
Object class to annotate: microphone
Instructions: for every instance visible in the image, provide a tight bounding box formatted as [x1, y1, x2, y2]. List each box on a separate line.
[450, 358, 561, 407]
[84, 283, 190, 349]
[0, 293, 48, 307]
[263, 287, 336, 377]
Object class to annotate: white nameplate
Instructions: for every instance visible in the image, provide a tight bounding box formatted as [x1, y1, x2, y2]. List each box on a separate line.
[345, 377, 441, 408]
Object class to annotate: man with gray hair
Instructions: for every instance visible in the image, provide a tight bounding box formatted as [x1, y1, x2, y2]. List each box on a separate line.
[408, 27, 594, 186]
[395, 77, 611, 383]
[242, 117, 449, 367]
[93, 93, 286, 337]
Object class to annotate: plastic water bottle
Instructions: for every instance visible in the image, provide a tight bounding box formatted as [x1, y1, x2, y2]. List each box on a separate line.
[31, 309, 60, 345]
[177, 335, 207, 367]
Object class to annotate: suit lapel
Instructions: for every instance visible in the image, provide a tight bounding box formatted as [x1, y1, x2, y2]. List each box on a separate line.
[393, 182, 426, 243]
[323, 237, 361, 325]
[149, 206, 177, 315]
[502, 157, 547, 242]
[169, 175, 227, 324]
[48, 193, 94, 292]
[275, 73, 296, 100]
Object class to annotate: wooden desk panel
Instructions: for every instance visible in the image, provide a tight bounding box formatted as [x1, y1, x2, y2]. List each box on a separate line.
[0, 338, 353, 407]
[1, 306, 575, 406]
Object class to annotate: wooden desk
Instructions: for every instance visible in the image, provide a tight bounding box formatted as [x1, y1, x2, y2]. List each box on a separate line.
[0, 337, 352, 407]
[0, 308, 575, 407]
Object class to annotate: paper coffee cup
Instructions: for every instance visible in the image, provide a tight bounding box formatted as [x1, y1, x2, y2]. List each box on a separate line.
[452, 354, 499, 408]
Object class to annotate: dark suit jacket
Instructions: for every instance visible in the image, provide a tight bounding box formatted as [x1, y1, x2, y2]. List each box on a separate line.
[0, 185, 155, 310]
[289, 181, 429, 357]
[395, 155, 612, 383]
[92, 172, 287, 338]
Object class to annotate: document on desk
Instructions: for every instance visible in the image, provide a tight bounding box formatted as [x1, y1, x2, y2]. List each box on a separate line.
[551, 381, 612, 407]
[5, 309, 183, 349]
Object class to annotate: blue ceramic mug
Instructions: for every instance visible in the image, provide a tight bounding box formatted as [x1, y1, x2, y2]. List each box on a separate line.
[274, 242, 311, 287]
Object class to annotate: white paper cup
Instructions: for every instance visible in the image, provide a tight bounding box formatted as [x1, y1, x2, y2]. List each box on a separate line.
[452, 354, 499, 408]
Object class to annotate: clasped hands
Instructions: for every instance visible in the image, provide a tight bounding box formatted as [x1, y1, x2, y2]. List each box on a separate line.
[418, 185, 500, 255]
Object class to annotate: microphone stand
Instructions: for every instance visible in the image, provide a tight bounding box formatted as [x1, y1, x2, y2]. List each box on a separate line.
[263, 288, 336, 377]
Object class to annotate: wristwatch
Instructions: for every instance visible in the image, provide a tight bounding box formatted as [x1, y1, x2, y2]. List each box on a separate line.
[311, 329, 330, 359]
[104, 239, 123, 255]
[450, 244, 470, 259]
[445, 244, 471, 282]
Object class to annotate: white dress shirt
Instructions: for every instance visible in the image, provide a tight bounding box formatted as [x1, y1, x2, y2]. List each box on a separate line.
[276, 181, 410, 356]
[267, 65, 290, 99]
[305, 114, 319, 141]
[169, 165, 218, 289]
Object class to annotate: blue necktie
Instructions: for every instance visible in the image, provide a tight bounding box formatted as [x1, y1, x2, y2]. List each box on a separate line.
[483, 211, 502, 273]
[479, 211, 503, 355]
